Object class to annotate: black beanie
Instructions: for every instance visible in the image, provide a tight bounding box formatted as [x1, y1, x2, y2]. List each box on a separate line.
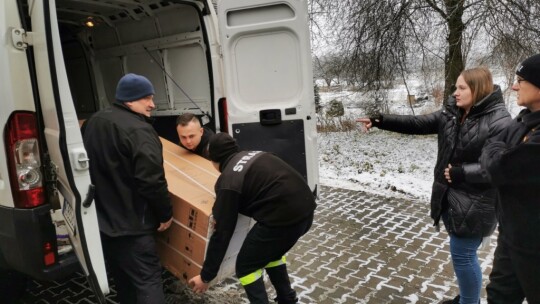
[209, 133, 239, 163]
[516, 54, 540, 89]
[115, 73, 155, 102]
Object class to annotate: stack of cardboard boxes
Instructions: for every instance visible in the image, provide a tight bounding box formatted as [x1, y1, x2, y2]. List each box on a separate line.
[157, 138, 253, 284]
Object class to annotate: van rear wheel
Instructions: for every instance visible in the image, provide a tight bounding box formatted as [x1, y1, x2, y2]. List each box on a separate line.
[0, 268, 28, 302]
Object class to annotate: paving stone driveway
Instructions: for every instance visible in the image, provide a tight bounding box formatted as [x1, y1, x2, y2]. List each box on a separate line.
[19, 185, 499, 304]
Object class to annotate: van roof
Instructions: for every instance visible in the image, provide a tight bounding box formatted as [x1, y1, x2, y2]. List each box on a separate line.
[52, 0, 210, 29]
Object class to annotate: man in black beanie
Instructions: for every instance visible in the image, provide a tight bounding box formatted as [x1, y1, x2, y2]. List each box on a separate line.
[188, 133, 316, 304]
[83, 73, 172, 304]
[480, 54, 540, 303]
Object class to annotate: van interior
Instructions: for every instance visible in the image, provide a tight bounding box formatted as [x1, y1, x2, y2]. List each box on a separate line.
[16, 0, 218, 262]
[29, 0, 218, 143]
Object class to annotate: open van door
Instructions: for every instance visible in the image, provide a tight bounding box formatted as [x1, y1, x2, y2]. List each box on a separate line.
[217, 0, 319, 191]
[27, 0, 109, 301]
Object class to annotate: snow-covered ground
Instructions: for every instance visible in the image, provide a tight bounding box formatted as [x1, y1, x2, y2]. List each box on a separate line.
[318, 129, 436, 201]
[317, 87, 522, 199]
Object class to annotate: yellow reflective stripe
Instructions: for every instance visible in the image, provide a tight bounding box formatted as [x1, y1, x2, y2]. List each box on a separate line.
[239, 269, 263, 286]
[265, 256, 286, 269]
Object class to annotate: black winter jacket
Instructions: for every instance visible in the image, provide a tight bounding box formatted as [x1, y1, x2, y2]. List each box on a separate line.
[200, 151, 316, 282]
[83, 104, 172, 237]
[480, 109, 540, 255]
[373, 86, 511, 237]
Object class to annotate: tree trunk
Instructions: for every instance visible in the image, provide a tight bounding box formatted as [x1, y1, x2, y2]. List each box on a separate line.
[443, 0, 465, 103]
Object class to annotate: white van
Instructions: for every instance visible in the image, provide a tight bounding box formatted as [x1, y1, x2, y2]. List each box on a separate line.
[0, 0, 317, 301]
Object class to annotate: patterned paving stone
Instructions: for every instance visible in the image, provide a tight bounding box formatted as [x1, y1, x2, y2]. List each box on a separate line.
[18, 185, 503, 304]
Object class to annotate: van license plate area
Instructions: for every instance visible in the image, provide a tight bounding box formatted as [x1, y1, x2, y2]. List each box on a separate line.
[62, 198, 77, 236]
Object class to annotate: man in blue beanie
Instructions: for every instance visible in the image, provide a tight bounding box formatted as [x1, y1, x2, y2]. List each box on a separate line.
[481, 54, 540, 303]
[83, 73, 172, 303]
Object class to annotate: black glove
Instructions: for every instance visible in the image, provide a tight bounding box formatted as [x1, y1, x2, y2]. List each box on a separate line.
[449, 166, 465, 184]
[370, 115, 383, 128]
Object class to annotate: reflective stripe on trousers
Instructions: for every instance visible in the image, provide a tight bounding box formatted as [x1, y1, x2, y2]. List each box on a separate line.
[239, 256, 286, 286]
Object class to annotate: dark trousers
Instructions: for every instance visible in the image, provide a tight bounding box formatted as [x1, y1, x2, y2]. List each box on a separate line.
[236, 212, 313, 304]
[101, 234, 165, 304]
[487, 237, 540, 304]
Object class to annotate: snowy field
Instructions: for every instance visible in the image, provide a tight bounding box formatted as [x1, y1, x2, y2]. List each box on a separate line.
[318, 129, 436, 201]
[317, 86, 522, 200]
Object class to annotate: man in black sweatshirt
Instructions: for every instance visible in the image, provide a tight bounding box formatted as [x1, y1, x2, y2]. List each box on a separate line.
[481, 54, 540, 303]
[176, 113, 214, 159]
[188, 133, 316, 304]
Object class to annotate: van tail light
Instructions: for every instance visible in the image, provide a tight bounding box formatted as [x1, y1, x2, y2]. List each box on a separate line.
[218, 98, 229, 133]
[43, 241, 56, 266]
[5, 111, 46, 208]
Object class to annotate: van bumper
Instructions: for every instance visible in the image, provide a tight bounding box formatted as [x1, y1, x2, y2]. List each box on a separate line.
[0, 204, 81, 281]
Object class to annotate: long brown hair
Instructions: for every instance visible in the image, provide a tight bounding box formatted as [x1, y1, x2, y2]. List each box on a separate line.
[460, 67, 494, 105]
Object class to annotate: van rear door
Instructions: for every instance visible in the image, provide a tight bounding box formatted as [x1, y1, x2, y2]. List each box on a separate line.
[28, 0, 109, 300]
[217, 0, 319, 190]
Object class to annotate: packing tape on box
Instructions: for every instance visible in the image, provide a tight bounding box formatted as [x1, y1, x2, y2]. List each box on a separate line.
[163, 148, 219, 178]
[164, 159, 216, 198]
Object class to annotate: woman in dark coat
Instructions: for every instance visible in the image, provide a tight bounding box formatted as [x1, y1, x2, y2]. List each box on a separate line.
[357, 67, 511, 304]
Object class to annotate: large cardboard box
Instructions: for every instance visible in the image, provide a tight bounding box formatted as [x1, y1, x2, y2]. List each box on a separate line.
[158, 137, 253, 284]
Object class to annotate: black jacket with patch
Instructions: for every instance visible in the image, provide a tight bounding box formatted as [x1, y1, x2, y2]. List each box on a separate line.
[481, 109, 540, 255]
[83, 104, 172, 237]
[373, 86, 511, 237]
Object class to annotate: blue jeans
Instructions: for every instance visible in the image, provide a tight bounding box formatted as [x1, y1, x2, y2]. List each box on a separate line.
[449, 233, 482, 304]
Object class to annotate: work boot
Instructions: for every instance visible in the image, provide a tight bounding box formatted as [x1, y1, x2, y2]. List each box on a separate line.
[266, 264, 297, 304]
[243, 277, 269, 304]
[441, 295, 459, 304]
[273, 296, 299, 304]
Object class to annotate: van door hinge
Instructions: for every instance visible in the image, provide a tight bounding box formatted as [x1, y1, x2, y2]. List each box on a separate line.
[11, 28, 34, 50]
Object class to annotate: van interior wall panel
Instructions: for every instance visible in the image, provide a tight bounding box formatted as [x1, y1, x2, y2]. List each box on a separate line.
[97, 58, 124, 106]
[62, 42, 97, 117]
[88, 26, 120, 50]
[231, 31, 301, 108]
[226, 4, 295, 27]
[232, 120, 307, 180]
[156, 5, 200, 34]
[64, 2, 212, 117]
[167, 45, 211, 112]
[224, 3, 302, 110]
[117, 18, 158, 44]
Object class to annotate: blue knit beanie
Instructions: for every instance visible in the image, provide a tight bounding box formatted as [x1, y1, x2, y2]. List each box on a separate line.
[115, 73, 155, 102]
[516, 54, 540, 89]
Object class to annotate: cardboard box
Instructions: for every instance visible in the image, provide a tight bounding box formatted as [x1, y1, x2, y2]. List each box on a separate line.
[157, 240, 238, 284]
[159, 214, 254, 265]
[161, 138, 218, 237]
[158, 137, 253, 284]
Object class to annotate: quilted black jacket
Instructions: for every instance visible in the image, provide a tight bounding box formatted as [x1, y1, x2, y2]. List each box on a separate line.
[373, 86, 511, 237]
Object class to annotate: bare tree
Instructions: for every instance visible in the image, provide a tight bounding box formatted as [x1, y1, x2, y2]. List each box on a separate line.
[309, 0, 540, 109]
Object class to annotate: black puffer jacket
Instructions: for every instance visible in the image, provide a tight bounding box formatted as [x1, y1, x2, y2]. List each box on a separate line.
[373, 86, 511, 237]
